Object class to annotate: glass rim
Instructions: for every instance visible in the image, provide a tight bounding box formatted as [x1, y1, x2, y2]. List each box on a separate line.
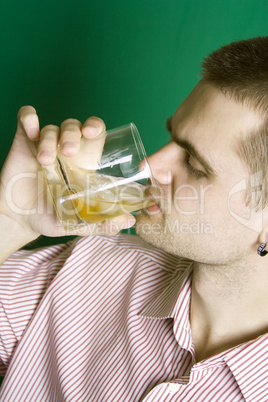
[105, 122, 155, 186]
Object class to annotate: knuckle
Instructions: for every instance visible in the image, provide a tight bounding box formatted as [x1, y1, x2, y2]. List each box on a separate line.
[38, 140, 57, 151]
[40, 125, 60, 145]
[61, 118, 82, 128]
[60, 130, 81, 143]
[41, 124, 59, 134]
[86, 116, 106, 130]
[61, 128, 81, 136]
[89, 116, 104, 123]
[61, 119, 82, 138]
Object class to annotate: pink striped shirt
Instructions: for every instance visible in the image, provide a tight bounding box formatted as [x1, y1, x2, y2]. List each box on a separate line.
[0, 234, 267, 401]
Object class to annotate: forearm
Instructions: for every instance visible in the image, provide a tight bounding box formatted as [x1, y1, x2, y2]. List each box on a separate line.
[0, 214, 38, 264]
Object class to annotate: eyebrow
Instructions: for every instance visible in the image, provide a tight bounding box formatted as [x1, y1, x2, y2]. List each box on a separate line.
[166, 117, 217, 177]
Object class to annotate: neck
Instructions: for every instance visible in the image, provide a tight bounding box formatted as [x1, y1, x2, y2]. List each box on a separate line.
[190, 256, 268, 362]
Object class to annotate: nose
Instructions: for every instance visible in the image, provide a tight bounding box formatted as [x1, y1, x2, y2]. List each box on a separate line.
[147, 143, 175, 185]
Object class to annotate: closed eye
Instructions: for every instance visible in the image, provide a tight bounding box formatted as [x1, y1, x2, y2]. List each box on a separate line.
[166, 117, 216, 178]
[184, 153, 207, 179]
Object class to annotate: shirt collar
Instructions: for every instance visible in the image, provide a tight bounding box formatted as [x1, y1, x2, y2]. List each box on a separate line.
[139, 260, 268, 400]
[139, 260, 194, 351]
[139, 260, 193, 320]
[222, 334, 268, 401]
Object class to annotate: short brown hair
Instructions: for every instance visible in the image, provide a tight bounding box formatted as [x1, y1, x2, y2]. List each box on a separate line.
[200, 36, 268, 210]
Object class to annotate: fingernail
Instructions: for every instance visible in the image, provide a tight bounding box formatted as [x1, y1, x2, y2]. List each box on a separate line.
[61, 141, 76, 155]
[84, 124, 99, 137]
[37, 149, 52, 165]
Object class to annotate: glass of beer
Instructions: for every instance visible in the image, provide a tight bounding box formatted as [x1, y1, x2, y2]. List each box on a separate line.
[42, 123, 155, 230]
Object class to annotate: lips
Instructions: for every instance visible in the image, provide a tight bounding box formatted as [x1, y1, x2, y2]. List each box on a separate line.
[146, 203, 162, 213]
[145, 182, 162, 213]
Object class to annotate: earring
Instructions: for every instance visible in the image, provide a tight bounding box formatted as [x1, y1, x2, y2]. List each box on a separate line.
[257, 243, 268, 257]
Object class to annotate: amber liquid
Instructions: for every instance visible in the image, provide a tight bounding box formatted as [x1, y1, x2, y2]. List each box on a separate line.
[46, 167, 153, 228]
[70, 184, 153, 223]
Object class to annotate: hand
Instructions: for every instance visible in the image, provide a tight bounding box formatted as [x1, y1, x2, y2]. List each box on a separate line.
[0, 106, 136, 243]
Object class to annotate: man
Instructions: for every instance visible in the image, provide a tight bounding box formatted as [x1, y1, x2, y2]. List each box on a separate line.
[0, 36, 267, 401]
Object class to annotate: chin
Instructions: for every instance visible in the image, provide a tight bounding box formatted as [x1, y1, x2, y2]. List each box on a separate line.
[134, 212, 198, 259]
[135, 211, 161, 242]
[134, 212, 178, 256]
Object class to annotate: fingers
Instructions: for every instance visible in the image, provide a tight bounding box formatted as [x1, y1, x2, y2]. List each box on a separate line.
[17, 107, 105, 144]
[17, 106, 106, 167]
[37, 116, 105, 165]
[82, 116, 106, 138]
[58, 117, 106, 156]
[17, 106, 40, 140]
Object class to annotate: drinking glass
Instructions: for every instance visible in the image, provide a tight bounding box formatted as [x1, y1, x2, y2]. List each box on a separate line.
[42, 123, 155, 230]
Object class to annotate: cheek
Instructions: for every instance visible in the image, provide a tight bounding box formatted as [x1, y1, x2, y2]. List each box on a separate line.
[171, 180, 217, 218]
[197, 182, 257, 238]
[226, 185, 262, 233]
[228, 185, 248, 217]
[172, 183, 201, 216]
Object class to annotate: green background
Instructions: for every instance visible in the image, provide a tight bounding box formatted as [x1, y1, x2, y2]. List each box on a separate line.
[0, 0, 267, 386]
[0, 0, 267, 248]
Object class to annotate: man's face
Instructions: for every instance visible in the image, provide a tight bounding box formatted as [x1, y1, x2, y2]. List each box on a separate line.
[135, 82, 264, 264]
